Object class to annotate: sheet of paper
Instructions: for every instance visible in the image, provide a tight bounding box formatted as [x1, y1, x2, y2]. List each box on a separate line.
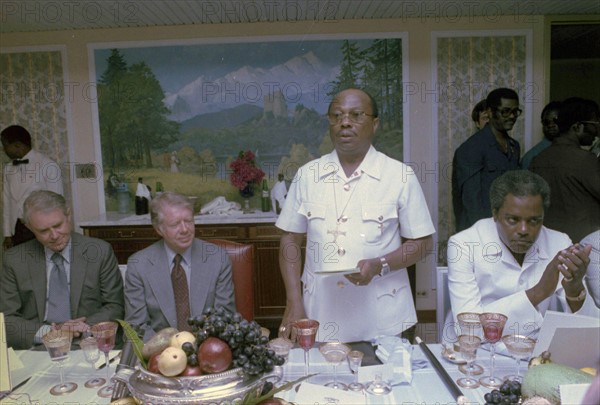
[8, 349, 24, 371]
[548, 327, 600, 369]
[534, 310, 600, 357]
[560, 383, 592, 405]
[314, 267, 360, 274]
[0, 313, 11, 393]
[294, 382, 366, 404]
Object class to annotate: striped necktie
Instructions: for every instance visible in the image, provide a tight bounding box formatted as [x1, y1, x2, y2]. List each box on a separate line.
[171, 254, 191, 331]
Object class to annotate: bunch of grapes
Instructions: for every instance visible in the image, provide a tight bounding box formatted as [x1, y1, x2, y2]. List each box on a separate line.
[188, 307, 285, 376]
[483, 380, 521, 405]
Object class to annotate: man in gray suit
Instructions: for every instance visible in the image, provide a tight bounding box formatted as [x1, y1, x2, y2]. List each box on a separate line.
[0, 190, 124, 349]
[125, 192, 235, 341]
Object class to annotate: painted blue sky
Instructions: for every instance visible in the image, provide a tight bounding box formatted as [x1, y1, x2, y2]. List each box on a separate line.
[94, 38, 376, 94]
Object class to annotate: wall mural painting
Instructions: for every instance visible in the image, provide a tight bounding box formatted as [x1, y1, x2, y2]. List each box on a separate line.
[93, 36, 404, 212]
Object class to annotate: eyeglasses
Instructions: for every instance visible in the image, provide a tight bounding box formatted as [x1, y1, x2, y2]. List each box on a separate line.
[580, 121, 600, 126]
[496, 108, 522, 118]
[328, 111, 376, 124]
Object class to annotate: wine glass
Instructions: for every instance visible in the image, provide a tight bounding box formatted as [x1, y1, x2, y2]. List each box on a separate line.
[365, 372, 392, 395]
[479, 312, 508, 388]
[319, 342, 351, 390]
[91, 321, 118, 398]
[292, 319, 319, 376]
[42, 329, 78, 395]
[456, 334, 481, 389]
[80, 336, 107, 388]
[456, 312, 484, 376]
[347, 350, 364, 392]
[501, 334, 536, 383]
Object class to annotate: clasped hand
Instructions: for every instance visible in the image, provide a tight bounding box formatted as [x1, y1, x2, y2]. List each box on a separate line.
[51, 316, 90, 337]
[556, 243, 591, 286]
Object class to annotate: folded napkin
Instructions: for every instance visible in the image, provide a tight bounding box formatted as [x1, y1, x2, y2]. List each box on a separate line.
[373, 336, 428, 384]
[199, 196, 242, 216]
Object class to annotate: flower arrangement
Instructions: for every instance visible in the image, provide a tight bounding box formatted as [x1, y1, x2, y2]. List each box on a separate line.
[229, 150, 265, 194]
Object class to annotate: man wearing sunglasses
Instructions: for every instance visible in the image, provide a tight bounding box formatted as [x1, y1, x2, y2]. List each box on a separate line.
[530, 97, 600, 242]
[452, 88, 522, 232]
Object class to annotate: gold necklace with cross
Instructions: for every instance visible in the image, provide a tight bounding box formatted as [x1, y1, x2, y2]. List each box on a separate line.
[327, 169, 362, 245]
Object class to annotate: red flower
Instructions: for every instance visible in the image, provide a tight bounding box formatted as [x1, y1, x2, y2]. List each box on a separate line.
[229, 150, 265, 190]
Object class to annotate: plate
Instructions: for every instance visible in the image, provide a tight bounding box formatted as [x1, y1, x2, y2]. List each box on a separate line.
[441, 346, 467, 365]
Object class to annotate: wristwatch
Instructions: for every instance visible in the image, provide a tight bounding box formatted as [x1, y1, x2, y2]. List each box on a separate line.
[565, 289, 586, 302]
[379, 257, 391, 277]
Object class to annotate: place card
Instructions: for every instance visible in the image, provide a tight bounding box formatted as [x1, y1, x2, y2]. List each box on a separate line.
[357, 363, 394, 383]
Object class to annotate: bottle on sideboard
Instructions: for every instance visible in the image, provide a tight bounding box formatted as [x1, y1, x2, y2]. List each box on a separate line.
[261, 179, 271, 212]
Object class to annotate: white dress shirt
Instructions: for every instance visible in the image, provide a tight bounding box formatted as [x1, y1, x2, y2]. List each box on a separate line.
[447, 218, 595, 338]
[3, 149, 63, 236]
[276, 146, 435, 342]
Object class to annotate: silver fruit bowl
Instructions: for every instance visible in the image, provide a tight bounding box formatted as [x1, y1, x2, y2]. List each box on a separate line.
[114, 365, 281, 404]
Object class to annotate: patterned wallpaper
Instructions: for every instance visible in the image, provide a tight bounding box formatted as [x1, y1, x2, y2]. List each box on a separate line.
[436, 35, 527, 264]
[0, 50, 71, 242]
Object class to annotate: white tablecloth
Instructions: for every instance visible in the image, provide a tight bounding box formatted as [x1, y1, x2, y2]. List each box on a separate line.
[278, 343, 522, 404]
[2, 349, 120, 405]
[2, 344, 522, 404]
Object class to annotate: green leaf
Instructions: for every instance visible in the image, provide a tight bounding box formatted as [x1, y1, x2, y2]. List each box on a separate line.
[116, 319, 147, 369]
[243, 373, 316, 405]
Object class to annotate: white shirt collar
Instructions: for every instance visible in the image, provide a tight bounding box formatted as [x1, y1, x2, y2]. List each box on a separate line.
[318, 145, 383, 181]
[45, 240, 72, 264]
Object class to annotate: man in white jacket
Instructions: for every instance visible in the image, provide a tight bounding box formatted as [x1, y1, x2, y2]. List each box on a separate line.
[447, 170, 593, 340]
[2, 125, 63, 249]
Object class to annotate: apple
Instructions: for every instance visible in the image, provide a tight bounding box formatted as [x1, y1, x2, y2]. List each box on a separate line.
[157, 347, 188, 377]
[197, 337, 232, 374]
[147, 352, 161, 374]
[170, 331, 196, 349]
[179, 364, 202, 376]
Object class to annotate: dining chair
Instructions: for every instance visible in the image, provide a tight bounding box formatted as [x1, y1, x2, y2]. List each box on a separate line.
[436, 266, 450, 343]
[210, 239, 255, 321]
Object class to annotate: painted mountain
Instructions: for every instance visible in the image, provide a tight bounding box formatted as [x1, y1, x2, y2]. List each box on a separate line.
[164, 51, 339, 123]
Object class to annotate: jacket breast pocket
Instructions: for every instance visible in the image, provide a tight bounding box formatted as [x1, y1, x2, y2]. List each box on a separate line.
[360, 203, 398, 245]
[299, 202, 327, 237]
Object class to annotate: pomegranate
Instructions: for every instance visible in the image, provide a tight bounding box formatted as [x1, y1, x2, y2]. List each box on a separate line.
[147, 352, 161, 374]
[179, 364, 203, 376]
[197, 337, 232, 374]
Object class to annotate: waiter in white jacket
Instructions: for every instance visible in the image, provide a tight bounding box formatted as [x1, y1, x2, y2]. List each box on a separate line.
[2, 125, 63, 249]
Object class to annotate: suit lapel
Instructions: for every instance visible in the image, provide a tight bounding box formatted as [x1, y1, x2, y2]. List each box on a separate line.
[27, 242, 48, 322]
[190, 240, 211, 316]
[147, 242, 178, 328]
[69, 233, 85, 318]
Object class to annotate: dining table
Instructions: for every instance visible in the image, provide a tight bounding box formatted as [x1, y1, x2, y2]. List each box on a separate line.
[1, 342, 524, 404]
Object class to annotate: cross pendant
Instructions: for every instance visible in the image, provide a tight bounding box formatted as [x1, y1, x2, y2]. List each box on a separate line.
[327, 223, 346, 243]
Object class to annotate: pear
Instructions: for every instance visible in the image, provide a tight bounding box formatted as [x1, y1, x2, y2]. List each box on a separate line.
[157, 347, 187, 377]
[170, 331, 196, 350]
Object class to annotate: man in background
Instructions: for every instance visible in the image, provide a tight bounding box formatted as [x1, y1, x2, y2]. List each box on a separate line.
[521, 101, 561, 169]
[530, 97, 600, 242]
[2, 125, 63, 249]
[452, 88, 522, 232]
[0, 190, 124, 349]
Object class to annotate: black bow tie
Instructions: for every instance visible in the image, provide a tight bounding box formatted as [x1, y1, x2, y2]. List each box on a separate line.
[12, 159, 29, 166]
